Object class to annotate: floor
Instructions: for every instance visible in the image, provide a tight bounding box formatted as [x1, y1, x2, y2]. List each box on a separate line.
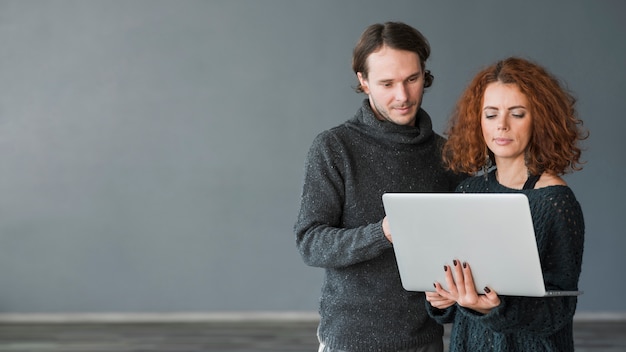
[0, 319, 624, 351]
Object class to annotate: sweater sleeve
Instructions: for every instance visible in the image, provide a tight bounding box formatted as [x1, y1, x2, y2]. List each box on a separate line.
[426, 302, 457, 325]
[457, 188, 585, 335]
[294, 132, 392, 269]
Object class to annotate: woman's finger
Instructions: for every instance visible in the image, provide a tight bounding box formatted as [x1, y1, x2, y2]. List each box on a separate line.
[483, 286, 501, 307]
[452, 259, 465, 295]
[462, 261, 477, 294]
[443, 264, 458, 296]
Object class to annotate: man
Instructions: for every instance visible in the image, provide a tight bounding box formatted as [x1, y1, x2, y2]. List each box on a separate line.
[294, 22, 464, 352]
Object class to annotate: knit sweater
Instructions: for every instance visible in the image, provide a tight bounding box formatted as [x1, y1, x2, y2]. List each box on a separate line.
[295, 99, 464, 351]
[427, 170, 585, 352]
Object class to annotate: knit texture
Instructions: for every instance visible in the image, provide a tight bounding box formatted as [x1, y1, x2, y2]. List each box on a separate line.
[427, 170, 585, 352]
[295, 99, 464, 351]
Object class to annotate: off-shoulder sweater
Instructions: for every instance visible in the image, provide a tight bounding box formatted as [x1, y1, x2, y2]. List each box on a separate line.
[427, 170, 585, 352]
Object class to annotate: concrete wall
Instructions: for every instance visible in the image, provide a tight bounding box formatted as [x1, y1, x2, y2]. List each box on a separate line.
[0, 0, 624, 313]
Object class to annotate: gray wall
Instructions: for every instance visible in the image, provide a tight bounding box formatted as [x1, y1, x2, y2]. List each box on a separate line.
[0, 0, 624, 313]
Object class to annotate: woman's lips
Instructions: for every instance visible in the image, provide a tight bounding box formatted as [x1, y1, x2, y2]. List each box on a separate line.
[494, 138, 512, 146]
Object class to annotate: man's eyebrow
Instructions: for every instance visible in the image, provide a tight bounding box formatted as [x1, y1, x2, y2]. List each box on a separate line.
[407, 72, 421, 78]
[377, 72, 422, 84]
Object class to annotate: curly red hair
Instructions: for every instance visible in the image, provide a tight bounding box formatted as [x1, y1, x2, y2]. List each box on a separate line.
[443, 57, 588, 176]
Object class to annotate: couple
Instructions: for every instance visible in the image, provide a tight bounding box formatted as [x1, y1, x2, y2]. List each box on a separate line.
[295, 22, 587, 352]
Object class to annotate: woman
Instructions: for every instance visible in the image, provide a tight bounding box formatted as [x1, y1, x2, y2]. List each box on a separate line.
[425, 57, 588, 351]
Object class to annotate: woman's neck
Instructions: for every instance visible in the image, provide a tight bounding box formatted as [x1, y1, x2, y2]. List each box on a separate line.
[494, 159, 530, 190]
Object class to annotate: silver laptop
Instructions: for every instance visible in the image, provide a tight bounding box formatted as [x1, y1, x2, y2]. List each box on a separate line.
[382, 193, 582, 297]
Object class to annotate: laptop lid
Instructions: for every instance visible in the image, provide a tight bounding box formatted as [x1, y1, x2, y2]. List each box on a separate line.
[382, 193, 581, 297]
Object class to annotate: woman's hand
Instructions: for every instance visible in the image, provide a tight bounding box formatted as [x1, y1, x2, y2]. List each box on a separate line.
[425, 291, 456, 309]
[433, 259, 501, 314]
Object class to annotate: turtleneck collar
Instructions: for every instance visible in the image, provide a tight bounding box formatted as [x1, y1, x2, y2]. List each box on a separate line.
[345, 99, 434, 145]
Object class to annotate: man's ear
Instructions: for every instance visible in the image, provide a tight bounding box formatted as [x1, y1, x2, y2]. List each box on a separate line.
[357, 72, 370, 94]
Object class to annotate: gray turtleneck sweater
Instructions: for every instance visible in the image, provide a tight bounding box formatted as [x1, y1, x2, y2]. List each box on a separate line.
[295, 100, 464, 351]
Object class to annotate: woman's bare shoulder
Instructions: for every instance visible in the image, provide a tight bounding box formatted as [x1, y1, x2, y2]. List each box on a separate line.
[536, 172, 567, 188]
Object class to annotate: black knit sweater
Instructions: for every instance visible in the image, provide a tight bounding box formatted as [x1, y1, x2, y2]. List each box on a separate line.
[427, 170, 585, 351]
[295, 100, 463, 351]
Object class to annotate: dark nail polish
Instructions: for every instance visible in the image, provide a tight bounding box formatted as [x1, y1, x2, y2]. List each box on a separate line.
[433, 283, 437, 288]
[463, 262, 467, 269]
[444, 265, 448, 272]
[484, 287, 491, 294]
[453, 260, 458, 266]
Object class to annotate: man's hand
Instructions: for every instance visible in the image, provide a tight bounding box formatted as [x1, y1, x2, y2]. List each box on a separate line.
[382, 216, 393, 242]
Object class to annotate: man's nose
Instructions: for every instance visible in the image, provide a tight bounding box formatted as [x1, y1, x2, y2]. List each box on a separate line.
[395, 84, 408, 101]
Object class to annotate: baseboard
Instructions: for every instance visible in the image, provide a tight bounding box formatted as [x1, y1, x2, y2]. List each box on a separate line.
[573, 311, 626, 321]
[0, 311, 623, 324]
[0, 311, 321, 323]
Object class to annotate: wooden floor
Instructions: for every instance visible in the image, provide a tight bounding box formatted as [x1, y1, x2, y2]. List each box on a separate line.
[0, 319, 624, 351]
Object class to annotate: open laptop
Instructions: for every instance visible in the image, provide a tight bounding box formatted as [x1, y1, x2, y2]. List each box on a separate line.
[382, 193, 582, 297]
